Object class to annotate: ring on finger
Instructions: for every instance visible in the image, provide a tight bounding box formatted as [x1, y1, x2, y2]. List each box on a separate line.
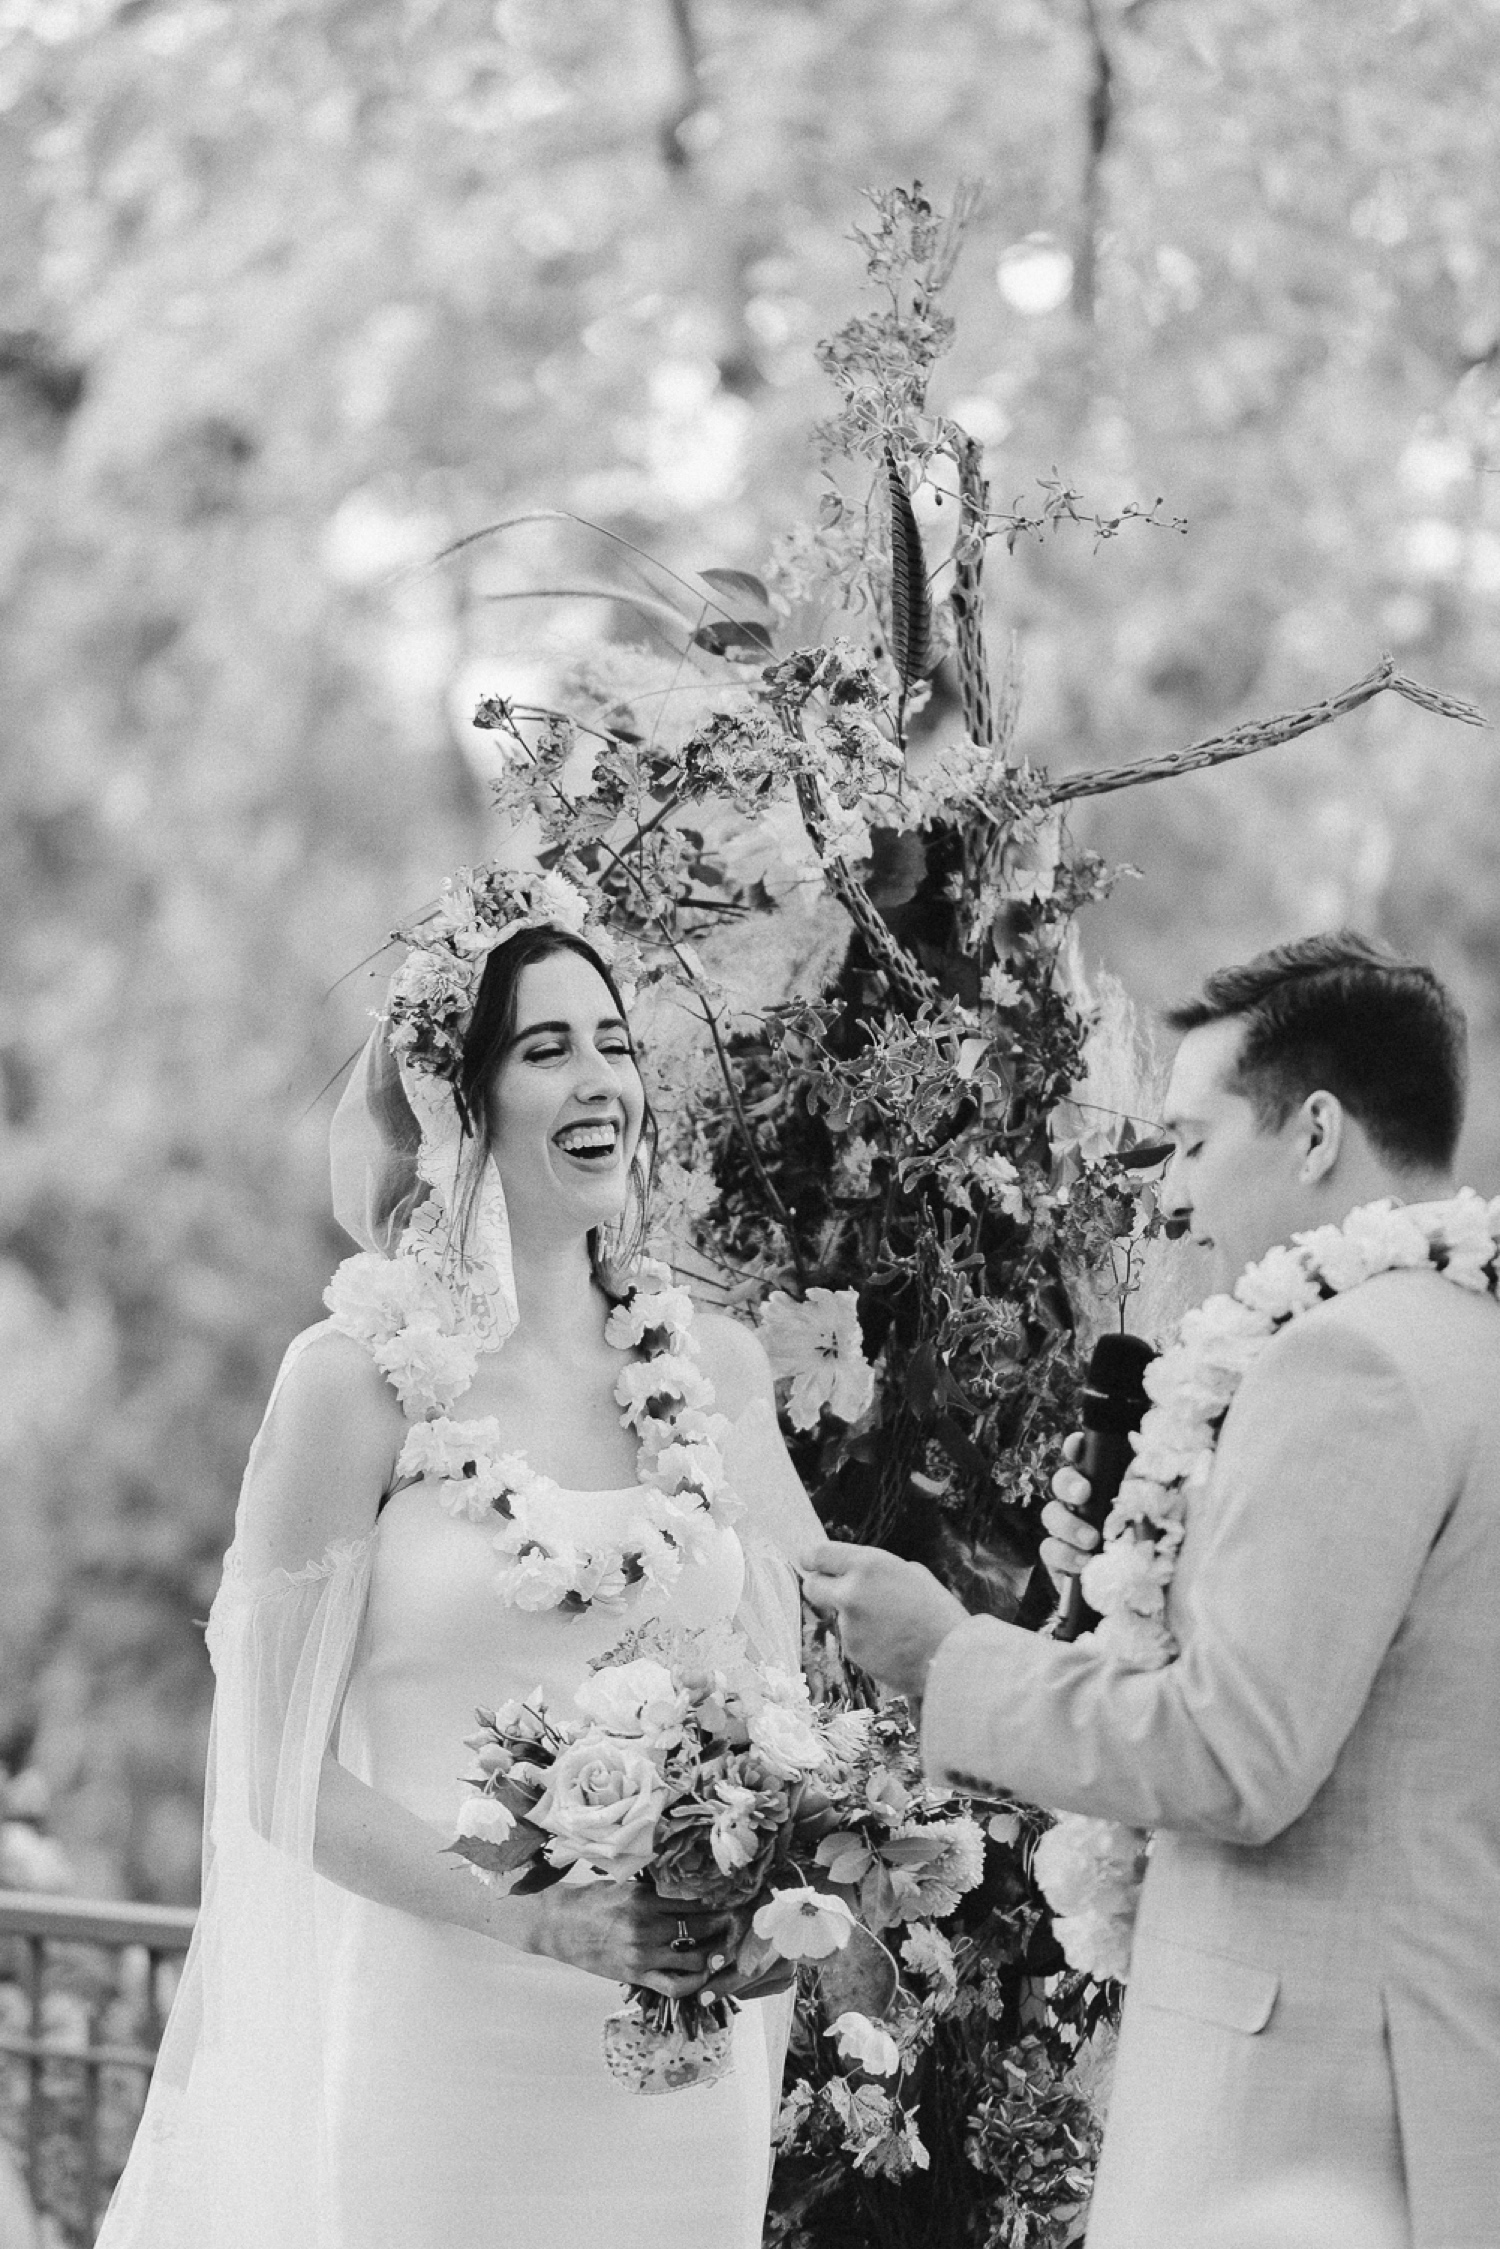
[669, 1918, 694, 1954]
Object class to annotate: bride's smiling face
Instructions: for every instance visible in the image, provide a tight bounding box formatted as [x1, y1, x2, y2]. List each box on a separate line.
[484, 949, 646, 1239]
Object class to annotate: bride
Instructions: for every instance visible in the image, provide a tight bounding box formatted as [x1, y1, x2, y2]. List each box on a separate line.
[97, 870, 824, 2249]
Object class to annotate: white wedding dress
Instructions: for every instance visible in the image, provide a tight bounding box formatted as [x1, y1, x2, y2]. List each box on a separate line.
[97, 1325, 821, 2249]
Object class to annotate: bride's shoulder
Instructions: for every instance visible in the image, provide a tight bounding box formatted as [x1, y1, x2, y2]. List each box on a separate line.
[278, 1320, 404, 1410]
[690, 1309, 776, 1423]
[233, 1324, 408, 1573]
[254, 1324, 406, 1483]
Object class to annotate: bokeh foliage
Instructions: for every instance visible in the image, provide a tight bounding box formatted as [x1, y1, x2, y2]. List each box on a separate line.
[1, 0, 1497, 1951]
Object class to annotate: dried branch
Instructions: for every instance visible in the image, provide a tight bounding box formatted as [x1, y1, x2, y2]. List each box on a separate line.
[1043, 658, 1488, 806]
[693, 982, 810, 1291]
[949, 430, 995, 749]
[794, 777, 939, 1009]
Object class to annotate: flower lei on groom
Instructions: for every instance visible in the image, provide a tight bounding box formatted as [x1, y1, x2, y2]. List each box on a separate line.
[1034, 1188, 1500, 1980]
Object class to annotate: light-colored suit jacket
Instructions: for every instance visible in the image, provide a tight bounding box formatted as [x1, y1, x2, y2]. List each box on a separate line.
[921, 1270, 1500, 2249]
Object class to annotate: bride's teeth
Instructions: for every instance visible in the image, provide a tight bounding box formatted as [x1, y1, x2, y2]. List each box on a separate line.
[556, 1123, 618, 1154]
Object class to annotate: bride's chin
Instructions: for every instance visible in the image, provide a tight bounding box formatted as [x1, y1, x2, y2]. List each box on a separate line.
[549, 1173, 630, 1230]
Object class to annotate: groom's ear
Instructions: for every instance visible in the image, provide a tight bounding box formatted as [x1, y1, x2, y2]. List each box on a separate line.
[1296, 1090, 1344, 1184]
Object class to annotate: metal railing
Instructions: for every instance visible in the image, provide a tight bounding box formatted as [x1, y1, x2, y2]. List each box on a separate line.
[0, 1892, 196, 2246]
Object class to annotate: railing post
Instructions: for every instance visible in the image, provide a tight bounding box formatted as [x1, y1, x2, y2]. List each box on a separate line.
[0, 1892, 196, 2245]
[23, 1932, 44, 2220]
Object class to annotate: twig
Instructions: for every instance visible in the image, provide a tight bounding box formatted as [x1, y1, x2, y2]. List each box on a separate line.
[948, 430, 995, 750]
[691, 985, 810, 1290]
[1044, 658, 1487, 806]
[585, 825, 811, 1289]
[476, 586, 696, 648]
[392, 509, 746, 630]
[792, 776, 939, 1009]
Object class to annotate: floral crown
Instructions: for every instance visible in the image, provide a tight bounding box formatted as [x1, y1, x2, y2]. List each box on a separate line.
[384, 865, 614, 1083]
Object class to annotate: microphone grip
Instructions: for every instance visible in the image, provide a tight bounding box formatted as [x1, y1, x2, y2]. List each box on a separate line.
[1050, 1425, 1138, 1643]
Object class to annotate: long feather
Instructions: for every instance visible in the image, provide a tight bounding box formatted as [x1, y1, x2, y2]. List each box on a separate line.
[885, 446, 934, 692]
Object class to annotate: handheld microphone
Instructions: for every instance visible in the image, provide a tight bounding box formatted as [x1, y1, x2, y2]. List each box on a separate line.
[1017, 1331, 1156, 1642]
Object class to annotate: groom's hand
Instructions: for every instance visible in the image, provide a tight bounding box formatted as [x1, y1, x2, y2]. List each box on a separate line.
[801, 1542, 969, 1699]
[1041, 1432, 1102, 1589]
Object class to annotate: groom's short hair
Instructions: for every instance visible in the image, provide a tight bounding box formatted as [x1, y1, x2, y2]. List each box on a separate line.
[1165, 929, 1467, 1173]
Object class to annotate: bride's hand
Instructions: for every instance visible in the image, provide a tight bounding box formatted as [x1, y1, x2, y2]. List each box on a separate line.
[699, 1920, 796, 2004]
[530, 1880, 738, 1997]
[701, 1956, 797, 2003]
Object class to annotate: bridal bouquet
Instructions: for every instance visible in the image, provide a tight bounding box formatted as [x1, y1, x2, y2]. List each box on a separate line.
[447, 1620, 990, 2094]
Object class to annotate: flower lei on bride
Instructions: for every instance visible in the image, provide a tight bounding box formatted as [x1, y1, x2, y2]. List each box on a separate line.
[1034, 1189, 1500, 1983]
[327, 1251, 738, 1614]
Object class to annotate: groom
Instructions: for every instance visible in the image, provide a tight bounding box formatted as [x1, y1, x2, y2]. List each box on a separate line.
[803, 931, 1500, 2249]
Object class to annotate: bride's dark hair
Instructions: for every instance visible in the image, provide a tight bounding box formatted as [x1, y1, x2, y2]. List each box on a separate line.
[450, 925, 658, 1290]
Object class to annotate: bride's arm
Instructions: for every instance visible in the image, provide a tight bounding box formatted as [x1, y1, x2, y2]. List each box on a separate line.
[313, 1756, 731, 1990]
[693, 1312, 824, 1570]
[234, 1332, 730, 1991]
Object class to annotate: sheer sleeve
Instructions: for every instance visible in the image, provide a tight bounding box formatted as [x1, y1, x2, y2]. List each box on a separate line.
[726, 1395, 823, 1675]
[97, 1325, 377, 2249]
[723, 1395, 825, 2131]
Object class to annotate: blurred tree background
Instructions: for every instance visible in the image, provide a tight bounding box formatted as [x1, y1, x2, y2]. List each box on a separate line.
[1, 0, 1497, 1903]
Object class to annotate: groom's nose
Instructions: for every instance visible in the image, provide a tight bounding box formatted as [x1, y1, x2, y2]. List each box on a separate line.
[1158, 1155, 1192, 1221]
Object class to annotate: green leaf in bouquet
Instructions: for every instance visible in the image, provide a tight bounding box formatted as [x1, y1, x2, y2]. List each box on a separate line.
[877, 1832, 950, 1870]
[506, 1854, 572, 1895]
[858, 1860, 900, 1930]
[815, 1832, 874, 1887]
[444, 1810, 556, 1884]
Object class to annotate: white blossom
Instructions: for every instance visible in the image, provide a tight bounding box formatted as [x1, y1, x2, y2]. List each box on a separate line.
[1232, 1243, 1324, 1320]
[573, 1659, 690, 1744]
[759, 1287, 876, 1431]
[324, 1251, 456, 1347]
[372, 1322, 481, 1417]
[752, 1886, 857, 1960]
[828, 2012, 901, 2077]
[1421, 1186, 1500, 1292]
[970, 1152, 1027, 1221]
[453, 1795, 517, 1845]
[1080, 1536, 1171, 1621]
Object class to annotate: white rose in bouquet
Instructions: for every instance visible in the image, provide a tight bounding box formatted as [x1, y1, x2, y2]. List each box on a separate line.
[573, 1659, 690, 1745]
[454, 1796, 517, 1845]
[533, 1739, 667, 1877]
[748, 1701, 831, 1779]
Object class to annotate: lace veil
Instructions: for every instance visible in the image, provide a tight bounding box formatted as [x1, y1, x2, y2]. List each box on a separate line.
[96, 1005, 820, 2248]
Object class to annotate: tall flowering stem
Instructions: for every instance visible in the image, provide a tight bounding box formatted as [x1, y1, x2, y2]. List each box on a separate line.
[455, 182, 1481, 2249]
